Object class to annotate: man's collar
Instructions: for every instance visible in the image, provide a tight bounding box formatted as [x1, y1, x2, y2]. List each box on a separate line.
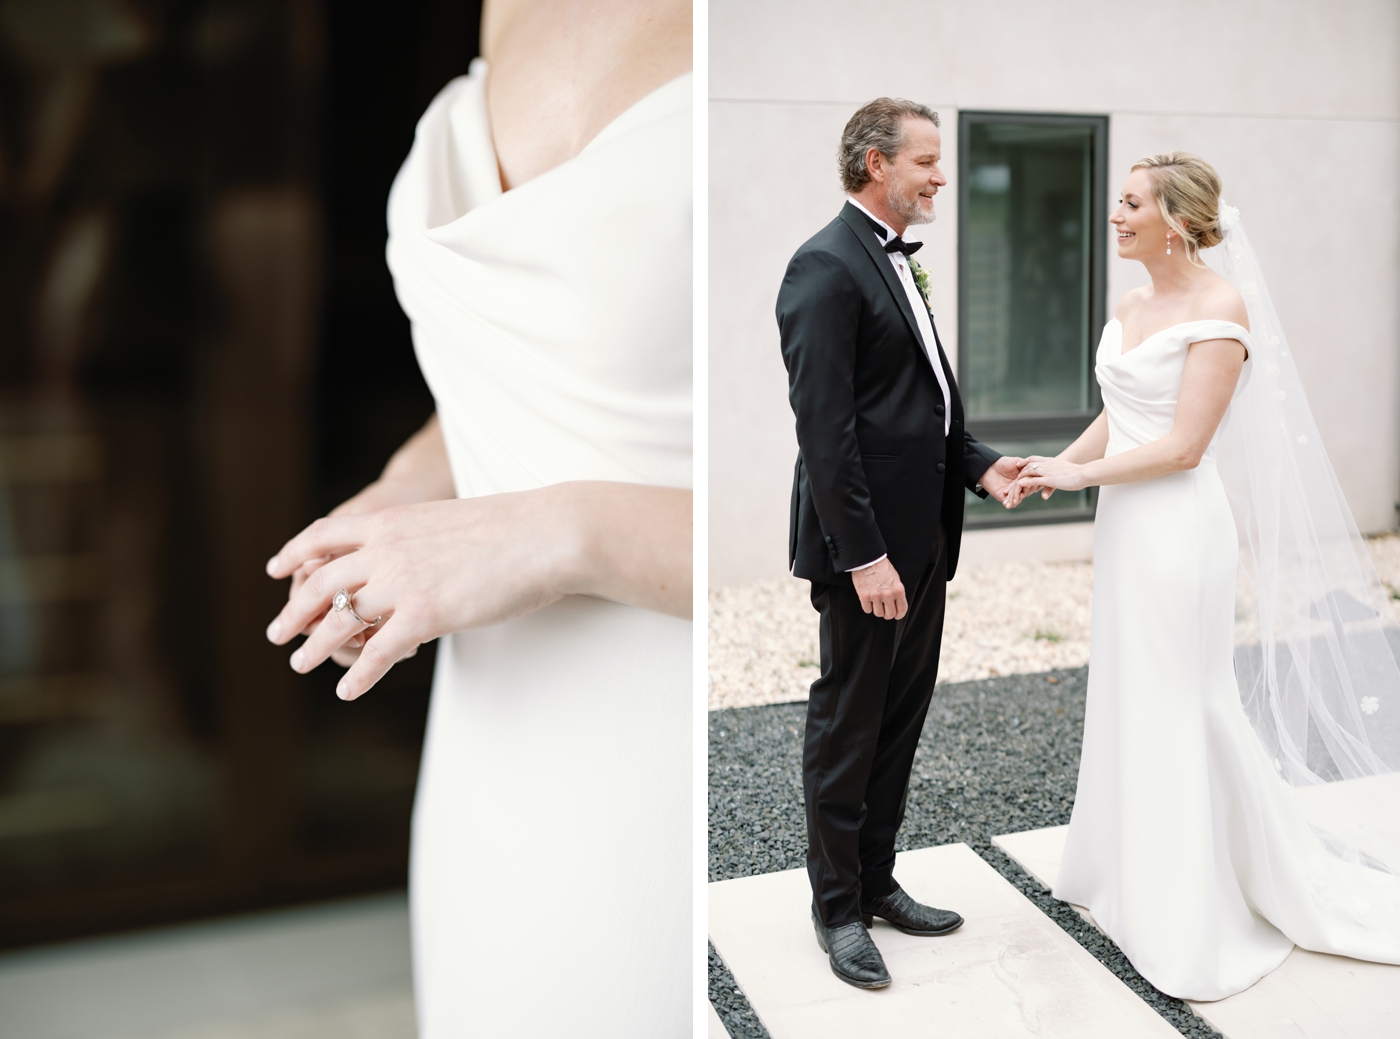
[846, 195, 896, 243]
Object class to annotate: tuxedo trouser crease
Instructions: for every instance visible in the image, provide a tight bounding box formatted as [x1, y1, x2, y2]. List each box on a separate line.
[804, 526, 948, 928]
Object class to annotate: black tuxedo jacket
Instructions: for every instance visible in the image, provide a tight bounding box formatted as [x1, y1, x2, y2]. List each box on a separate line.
[777, 202, 1000, 586]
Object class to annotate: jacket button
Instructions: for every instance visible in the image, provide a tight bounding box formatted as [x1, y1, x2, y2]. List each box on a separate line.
[935, 462, 945, 474]
[934, 404, 945, 416]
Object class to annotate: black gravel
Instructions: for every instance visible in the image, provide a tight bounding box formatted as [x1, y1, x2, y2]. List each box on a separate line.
[707, 667, 1224, 1039]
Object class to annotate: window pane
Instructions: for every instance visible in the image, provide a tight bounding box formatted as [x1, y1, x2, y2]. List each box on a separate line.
[964, 122, 1094, 418]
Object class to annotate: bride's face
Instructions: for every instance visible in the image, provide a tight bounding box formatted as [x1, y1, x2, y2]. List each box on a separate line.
[1111, 169, 1170, 261]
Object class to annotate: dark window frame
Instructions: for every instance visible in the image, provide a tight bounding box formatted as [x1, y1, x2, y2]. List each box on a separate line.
[956, 110, 1109, 529]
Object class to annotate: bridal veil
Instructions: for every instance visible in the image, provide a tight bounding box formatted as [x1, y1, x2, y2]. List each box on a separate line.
[1208, 205, 1400, 871]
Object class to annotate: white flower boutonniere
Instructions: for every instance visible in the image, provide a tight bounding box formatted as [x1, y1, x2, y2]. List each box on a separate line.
[910, 258, 933, 314]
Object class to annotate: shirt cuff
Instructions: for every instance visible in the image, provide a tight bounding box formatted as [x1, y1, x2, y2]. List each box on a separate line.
[847, 554, 887, 572]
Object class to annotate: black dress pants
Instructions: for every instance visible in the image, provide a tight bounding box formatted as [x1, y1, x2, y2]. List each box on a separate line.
[803, 527, 948, 928]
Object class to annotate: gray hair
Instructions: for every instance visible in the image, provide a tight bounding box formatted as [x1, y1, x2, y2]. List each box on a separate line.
[838, 98, 941, 192]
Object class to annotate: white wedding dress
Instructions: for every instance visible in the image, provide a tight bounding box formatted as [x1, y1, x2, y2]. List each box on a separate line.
[384, 61, 692, 1036]
[1054, 318, 1400, 1000]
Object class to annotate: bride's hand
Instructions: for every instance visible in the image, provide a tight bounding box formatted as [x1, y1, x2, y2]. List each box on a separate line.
[265, 481, 691, 699]
[1008, 455, 1086, 506]
[287, 414, 459, 664]
[265, 489, 578, 699]
[284, 481, 450, 665]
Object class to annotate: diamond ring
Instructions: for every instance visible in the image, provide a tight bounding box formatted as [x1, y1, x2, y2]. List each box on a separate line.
[331, 588, 381, 627]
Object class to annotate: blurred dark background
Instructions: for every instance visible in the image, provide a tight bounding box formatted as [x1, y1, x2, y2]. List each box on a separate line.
[0, 0, 481, 949]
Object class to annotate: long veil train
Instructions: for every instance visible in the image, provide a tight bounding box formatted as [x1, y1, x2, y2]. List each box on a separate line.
[1207, 204, 1400, 870]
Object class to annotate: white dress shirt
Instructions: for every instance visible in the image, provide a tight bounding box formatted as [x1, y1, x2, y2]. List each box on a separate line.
[844, 197, 954, 571]
[845, 196, 952, 436]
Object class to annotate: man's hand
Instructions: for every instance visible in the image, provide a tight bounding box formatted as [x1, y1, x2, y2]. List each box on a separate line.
[851, 557, 908, 620]
[977, 455, 1025, 509]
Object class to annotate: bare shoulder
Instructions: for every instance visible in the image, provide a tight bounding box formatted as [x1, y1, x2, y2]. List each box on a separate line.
[1113, 286, 1151, 322]
[1192, 273, 1249, 330]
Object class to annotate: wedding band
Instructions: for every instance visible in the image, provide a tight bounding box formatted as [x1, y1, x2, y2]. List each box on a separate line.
[332, 588, 381, 627]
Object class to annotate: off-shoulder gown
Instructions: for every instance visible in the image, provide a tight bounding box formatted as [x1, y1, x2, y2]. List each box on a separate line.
[1054, 319, 1400, 1000]
[385, 60, 691, 1036]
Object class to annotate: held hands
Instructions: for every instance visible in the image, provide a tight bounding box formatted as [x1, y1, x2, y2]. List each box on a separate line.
[1005, 455, 1088, 508]
[977, 455, 1026, 509]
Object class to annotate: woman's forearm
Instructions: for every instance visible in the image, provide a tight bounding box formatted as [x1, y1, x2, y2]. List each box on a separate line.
[380, 414, 457, 501]
[1080, 433, 1199, 487]
[559, 481, 692, 619]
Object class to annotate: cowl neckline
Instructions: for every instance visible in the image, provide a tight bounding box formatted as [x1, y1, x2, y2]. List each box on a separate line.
[425, 57, 692, 233]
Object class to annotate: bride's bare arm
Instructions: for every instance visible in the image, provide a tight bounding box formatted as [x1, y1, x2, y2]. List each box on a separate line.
[1012, 339, 1246, 500]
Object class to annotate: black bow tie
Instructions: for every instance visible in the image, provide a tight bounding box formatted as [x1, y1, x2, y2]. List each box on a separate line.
[884, 235, 922, 257]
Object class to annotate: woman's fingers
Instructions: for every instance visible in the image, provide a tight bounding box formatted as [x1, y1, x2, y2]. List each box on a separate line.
[327, 634, 415, 671]
[290, 556, 330, 597]
[291, 557, 333, 635]
[266, 515, 371, 581]
[1012, 476, 1045, 500]
[266, 553, 366, 645]
[289, 599, 370, 675]
[337, 616, 421, 700]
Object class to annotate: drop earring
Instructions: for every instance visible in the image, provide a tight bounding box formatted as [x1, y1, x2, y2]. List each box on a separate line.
[1166, 232, 1172, 255]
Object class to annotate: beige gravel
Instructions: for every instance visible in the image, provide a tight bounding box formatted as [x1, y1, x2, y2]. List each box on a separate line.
[708, 531, 1400, 711]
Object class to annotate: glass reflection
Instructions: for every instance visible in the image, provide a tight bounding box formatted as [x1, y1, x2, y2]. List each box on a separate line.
[963, 121, 1094, 419]
[0, 0, 471, 948]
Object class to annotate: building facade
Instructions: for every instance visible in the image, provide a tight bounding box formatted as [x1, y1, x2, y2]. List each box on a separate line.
[710, 0, 1400, 584]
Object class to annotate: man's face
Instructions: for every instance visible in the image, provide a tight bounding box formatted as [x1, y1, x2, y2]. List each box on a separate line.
[884, 118, 945, 226]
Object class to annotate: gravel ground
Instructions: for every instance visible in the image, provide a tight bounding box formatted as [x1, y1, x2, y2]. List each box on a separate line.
[709, 532, 1400, 711]
[1372, 531, 1400, 594]
[707, 667, 1224, 1039]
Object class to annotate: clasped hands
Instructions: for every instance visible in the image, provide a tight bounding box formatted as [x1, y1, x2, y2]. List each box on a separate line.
[978, 453, 1087, 509]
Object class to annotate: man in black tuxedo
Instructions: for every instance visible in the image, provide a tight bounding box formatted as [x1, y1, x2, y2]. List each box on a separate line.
[777, 98, 1022, 989]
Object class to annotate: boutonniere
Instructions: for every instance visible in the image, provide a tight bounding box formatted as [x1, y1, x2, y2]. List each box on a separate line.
[909, 258, 934, 314]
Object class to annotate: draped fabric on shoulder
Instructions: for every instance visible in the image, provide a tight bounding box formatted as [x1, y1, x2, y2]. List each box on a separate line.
[385, 60, 692, 1037]
[1206, 205, 1400, 866]
[387, 58, 691, 497]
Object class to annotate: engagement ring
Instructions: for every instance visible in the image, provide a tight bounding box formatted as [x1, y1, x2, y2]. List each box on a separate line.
[332, 588, 381, 627]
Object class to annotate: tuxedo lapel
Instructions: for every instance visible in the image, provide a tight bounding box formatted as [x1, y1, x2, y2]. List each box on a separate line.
[838, 204, 933, 375]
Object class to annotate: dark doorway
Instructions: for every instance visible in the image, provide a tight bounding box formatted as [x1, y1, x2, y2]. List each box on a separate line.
[0, 0, 480, 949]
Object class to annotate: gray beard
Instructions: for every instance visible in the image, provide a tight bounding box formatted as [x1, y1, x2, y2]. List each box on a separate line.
[888, 181, 935, 226]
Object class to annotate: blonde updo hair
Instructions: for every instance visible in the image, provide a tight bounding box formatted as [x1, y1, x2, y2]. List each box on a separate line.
[1129, 152, 1224, 264]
